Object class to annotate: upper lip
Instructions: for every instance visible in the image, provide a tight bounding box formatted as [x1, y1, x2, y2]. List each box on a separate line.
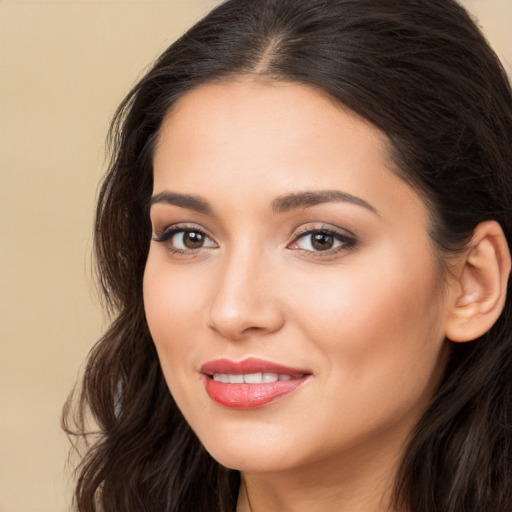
[200, 357, 311, 377]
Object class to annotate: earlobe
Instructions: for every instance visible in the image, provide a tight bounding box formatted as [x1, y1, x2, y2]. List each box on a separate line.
[445, 221, 511, 343]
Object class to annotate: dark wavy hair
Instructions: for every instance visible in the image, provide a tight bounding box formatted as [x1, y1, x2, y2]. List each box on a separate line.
[63, 0, 512, 511]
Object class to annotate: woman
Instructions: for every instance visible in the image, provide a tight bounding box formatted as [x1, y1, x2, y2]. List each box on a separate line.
[63, 0, 512, 511]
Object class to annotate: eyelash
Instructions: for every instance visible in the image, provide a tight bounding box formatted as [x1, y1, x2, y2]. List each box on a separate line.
[152, 224, 357, 258]
[289, 226, 357, 258]
[153, 224, 216, 255]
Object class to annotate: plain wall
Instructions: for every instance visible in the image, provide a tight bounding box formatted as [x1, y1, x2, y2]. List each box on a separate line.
[0, 1, 510, 511]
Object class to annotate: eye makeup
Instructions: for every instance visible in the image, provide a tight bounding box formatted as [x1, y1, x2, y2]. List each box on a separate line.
[287, 224, 357, 259]
[152, 219, 357, 261]
[153, 223, 217, 255]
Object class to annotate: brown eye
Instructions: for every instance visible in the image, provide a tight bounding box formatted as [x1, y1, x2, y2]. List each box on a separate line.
[311, 233, 334, 251]
[153, 227, 217, 251]
[289, 228, 355, 254]
[182, 231, 205, 249]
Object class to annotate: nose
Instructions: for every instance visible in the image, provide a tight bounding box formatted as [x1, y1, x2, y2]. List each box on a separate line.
[207, 247, 285, 341]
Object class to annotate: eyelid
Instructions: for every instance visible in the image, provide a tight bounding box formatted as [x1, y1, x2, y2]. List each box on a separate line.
[152, 222, 356, 257]
[153, 222, 210, 238]
[152, 223, 218, 250]
[287, 224, 357, 255]
[292, 223, 356, 240]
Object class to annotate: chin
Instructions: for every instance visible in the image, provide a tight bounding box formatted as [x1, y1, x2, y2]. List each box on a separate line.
[197, 427, 301, 473]
[207, 446, 295, 473]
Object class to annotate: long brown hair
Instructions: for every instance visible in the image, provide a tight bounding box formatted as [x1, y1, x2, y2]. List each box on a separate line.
[63, 1, 512, 510]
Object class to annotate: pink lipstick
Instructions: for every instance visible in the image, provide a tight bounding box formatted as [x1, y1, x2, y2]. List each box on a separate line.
[200, 357, 310, 409]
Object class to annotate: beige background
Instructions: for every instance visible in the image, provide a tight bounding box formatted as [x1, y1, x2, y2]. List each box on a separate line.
[0, 1, 510, 511]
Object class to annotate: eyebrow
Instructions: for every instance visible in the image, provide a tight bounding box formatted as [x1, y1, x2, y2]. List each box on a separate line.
[272, 190, 378, 214]
[149, 192, 213, 214]
[148, 189, 378, 216]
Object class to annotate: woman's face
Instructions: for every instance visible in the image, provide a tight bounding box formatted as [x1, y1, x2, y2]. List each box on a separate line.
[144, 80, 453, 474]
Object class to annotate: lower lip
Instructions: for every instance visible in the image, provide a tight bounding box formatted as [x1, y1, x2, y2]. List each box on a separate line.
[204, 377, 307, 409]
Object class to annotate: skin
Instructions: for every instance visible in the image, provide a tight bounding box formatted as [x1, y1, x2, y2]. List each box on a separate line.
[144, 80, 456, 512]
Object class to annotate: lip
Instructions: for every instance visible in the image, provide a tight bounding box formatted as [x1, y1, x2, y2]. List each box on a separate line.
[201, 357, 309, 377]
[200, 357, 311, 409]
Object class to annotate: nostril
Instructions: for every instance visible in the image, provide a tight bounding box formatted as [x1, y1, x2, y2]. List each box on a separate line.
[207, 266, 285, 339]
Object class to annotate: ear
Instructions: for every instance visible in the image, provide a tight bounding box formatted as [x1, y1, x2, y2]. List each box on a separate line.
[445, 221, 511, 343]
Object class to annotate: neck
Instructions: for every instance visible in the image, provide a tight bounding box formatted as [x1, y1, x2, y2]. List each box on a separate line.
[236, 438, 406, 512]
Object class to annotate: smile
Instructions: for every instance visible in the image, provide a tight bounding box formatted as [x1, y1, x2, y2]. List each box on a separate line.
[201, 358, 311, 409]
[212, 373, 298, 383]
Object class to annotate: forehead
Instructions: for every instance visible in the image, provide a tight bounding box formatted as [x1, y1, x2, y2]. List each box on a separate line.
[152, 80, 427, 226]
[157, 79, 383, 151]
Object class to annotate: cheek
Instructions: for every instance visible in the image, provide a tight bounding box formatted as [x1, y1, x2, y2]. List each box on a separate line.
[290, 270, 447, 448]
[143, 258, 211, 413]
[287, 249, 447, 384]
[143, 258, 205, 357]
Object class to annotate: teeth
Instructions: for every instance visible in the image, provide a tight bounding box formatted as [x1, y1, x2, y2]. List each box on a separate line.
[212, 373, 297, 384]
[244, 372, 263, 384]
